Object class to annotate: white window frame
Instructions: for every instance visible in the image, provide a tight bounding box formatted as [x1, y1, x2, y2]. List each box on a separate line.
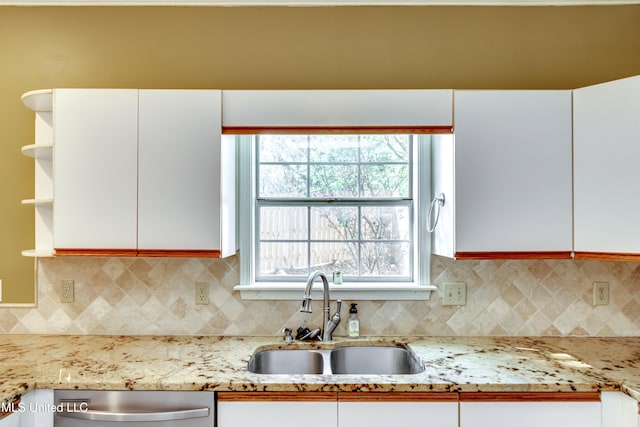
[233, 134, 436, 300]
[226, 89, 451, 300]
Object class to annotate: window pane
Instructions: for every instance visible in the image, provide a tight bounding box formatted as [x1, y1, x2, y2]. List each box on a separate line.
[360, 135, 410, 162]
[310, 242, 358, 276]
[360, 242, 410, 277]
[310, 165, 358, 198]
[258, 135, 307, 162]
[259, 242, 308, 276]
[309, 135, 358, 163]
[260, 207, 308, 240]
[255, 133, 414, 282]
[361, 164, 409, 198]
[259, 164, 307, 198]
[310, 206, 358, 240]
[362, 206, 410, 240]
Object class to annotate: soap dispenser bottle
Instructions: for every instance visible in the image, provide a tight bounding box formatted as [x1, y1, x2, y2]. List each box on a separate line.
[348, 303, 360, 338]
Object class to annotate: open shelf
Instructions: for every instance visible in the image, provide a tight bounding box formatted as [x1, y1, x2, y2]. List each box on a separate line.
[21, 249, 55, 258]
[22, 88, 55, 258]
[21, 198, 53, 206]
[21, 144, 53, 159]
[21, 89, 53, 112]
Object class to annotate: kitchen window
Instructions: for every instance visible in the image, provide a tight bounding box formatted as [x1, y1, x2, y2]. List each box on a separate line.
[234, 131, 436, 300]
[257, 134, 413, 282]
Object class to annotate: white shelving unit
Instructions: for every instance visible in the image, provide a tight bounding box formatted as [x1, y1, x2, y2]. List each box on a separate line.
[21, 89, 54, 257]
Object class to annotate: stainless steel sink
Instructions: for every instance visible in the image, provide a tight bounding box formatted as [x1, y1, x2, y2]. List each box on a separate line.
[247, 349, 325, 374]
[330, 346, 425, 375]
[247, 345, 424, 375]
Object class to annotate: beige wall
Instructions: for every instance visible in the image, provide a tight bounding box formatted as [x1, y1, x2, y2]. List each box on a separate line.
[1, 5, 639, 303]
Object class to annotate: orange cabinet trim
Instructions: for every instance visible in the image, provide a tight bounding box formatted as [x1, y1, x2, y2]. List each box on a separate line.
[217, 392, 337, 402]
[338, 392, 458, 402]
[459, 392, 600, 402]
[455, 251, 572, 260]
[55, 248, 138, 257]
[137, 249, 221, 258]
[574, 252, 640, 262]
[222, 126, 453, 135]
[55, 249, 221, 258]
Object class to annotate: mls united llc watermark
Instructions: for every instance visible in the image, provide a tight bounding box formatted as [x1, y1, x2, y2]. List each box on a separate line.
[2, 401, 88, 414]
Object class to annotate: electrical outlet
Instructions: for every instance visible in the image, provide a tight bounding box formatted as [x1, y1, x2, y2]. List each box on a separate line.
[593, 281, 609, 306]
[61, 279, 74, 303]
[443, 281, 466, 306]
[195, 282, 209, 305]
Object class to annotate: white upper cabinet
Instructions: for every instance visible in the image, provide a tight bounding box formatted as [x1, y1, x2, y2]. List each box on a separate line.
[52, 88, 235, 257]
[137, 90, 235, 256]
[573, 75, 640, 261]
[222, 90, 453, 128]
[433, 90, 573, 259]
[54, 89, 139, 252]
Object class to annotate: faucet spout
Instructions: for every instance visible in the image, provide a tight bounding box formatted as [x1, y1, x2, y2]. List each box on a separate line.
[300, 271, 341, 341]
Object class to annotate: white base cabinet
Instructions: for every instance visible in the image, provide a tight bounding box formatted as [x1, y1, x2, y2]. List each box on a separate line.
[0, 412, 19, 427]
[338, 393, 458, 427]
[459, 392, 602, 427]
[217, 392, 458, 427]
[0, 390, 54, 427]
[217, 393, 337, 427]
[601, 392, 639, 427]
[18, 390, 53, 427]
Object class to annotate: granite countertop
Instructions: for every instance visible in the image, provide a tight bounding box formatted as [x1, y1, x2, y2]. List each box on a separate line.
[1, 335, 639, 410]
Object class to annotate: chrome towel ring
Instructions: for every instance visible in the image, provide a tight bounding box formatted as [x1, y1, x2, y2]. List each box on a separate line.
[427, 193, 445, 233]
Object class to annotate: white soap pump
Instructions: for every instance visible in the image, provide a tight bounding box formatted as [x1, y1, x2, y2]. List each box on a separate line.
[348, 303, 360, 338]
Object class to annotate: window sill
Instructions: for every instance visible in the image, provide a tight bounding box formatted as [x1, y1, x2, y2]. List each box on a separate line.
[233, 282, 438, 301]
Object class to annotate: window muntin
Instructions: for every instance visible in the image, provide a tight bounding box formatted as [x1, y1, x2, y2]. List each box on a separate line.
[256, 134, 414, 282]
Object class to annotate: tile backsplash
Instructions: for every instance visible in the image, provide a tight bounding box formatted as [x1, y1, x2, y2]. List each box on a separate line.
[1, 255, 639, 336]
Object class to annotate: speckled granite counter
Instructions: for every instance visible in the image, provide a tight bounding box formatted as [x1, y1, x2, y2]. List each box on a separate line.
[1, 335, 639, 409]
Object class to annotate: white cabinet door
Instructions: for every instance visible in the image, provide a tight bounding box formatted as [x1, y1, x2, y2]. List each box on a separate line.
[53, 89, 138, 253]
[222, 90, 453, 128]
[573, 75, 640, 260]
[338, 393, 458, 427]
[18, 390, 54, 427]
[601, 391, 639, 427]
[52, 89, 235, 257]
[137, 90, 227, 254]
[217, 393, 337, 427]
[460, 393, 601, 427]
[433, 90, 573, 259]
[0, 412, 19, 427]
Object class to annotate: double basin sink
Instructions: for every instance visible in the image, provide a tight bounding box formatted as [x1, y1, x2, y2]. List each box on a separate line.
[248, 344, 425, 375]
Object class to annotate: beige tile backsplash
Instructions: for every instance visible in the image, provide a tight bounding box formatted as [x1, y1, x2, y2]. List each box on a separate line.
[1, 255, 639, 336]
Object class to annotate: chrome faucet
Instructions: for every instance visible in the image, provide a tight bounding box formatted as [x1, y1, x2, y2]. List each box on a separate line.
[300, 271, 342, 341]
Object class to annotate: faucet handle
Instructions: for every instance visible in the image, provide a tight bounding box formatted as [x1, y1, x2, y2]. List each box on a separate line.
[282, 328, 293, 344]
[335, 299, 342, 313]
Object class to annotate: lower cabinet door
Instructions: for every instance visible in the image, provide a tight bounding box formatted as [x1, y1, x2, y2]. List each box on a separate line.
[0, 412, 19, 427]
[217, 392, 338, 427]
[459, 392, 602, 427]
[338, 392, 458, 427]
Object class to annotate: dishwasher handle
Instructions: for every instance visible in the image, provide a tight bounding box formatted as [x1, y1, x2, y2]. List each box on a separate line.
[57, 406, 210, 422]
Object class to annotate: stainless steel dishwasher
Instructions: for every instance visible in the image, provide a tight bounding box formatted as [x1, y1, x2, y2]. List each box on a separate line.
[54, 390, 215, 427]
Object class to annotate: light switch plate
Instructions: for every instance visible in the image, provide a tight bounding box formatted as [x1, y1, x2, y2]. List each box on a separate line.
[443, 281, 466, 306]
